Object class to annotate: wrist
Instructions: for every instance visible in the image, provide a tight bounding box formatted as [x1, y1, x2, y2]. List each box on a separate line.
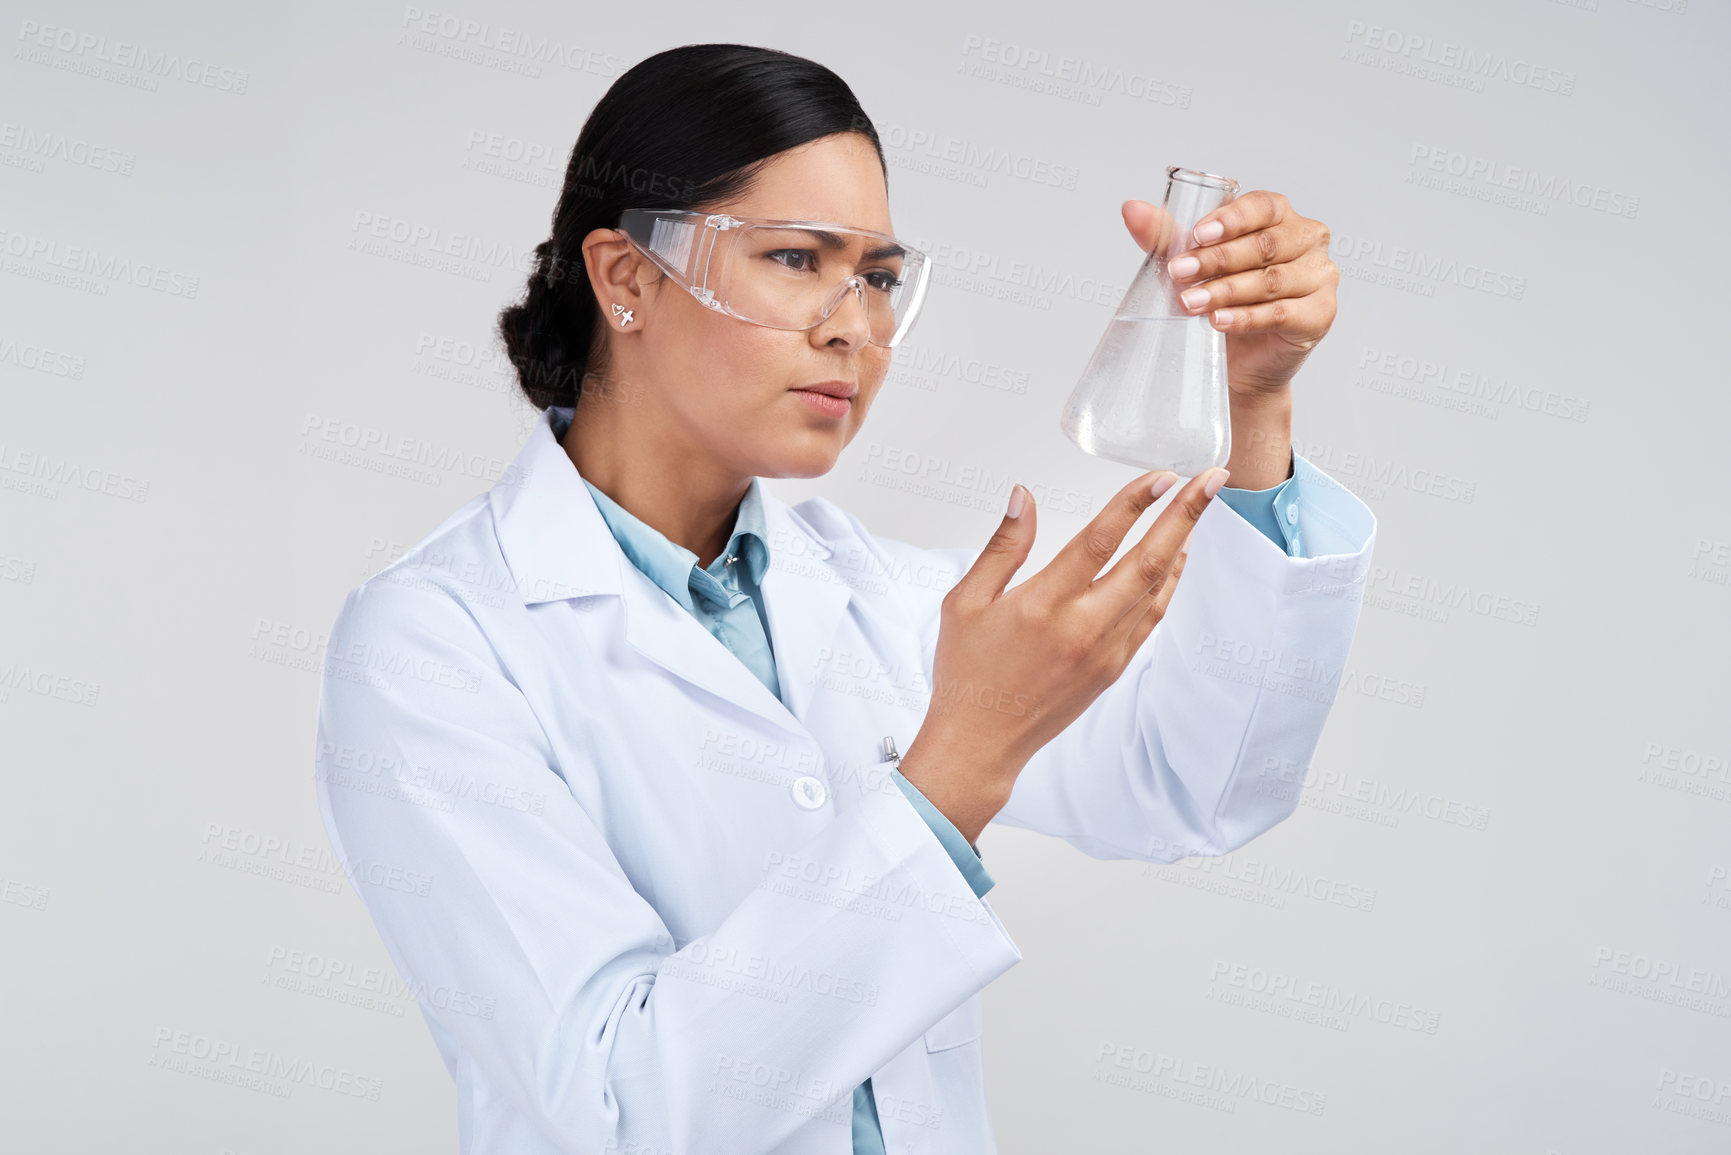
[896, 739, 1009, 846]
[1225, 391, 1293, 489]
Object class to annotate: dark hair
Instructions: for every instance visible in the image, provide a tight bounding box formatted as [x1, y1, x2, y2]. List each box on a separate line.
[497, 44, 887, 411]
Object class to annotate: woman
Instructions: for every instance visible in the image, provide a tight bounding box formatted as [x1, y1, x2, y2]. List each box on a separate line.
[313, 43, 1375, 1155]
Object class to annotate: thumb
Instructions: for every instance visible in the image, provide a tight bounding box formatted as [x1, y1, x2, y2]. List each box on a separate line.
[955, 484, 1037, 606]
[1121, 200, 1174, 255]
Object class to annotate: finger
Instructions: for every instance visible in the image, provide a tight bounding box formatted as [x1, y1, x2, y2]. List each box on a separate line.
[1204, 289, 1337, 337]
[1119, 546, 1186, 655]
[1176, 253, 1334, 314]
[949, 483, 1039, 609]
[1041, 469, 1180, 592]
[1187, 189, 1289, 249]
[1089, 468, 1226, 625]
[1149, 544, 1186, 619]
[1121, 200, 1175, 256]
[1168, 217, 1325, 284]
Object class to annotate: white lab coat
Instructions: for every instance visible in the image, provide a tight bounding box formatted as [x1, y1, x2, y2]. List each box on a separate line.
[313, 406, 1376, 1154]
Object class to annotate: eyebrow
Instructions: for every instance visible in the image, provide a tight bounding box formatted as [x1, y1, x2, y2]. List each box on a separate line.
[762, 226, 906, 261]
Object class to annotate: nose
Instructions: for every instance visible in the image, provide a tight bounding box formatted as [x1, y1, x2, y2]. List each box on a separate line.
[819, 277, 867, 317]
[815, 277, 874, 344]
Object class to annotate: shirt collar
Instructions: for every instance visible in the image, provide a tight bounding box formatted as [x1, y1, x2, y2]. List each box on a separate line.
[580, 477, 766, 606]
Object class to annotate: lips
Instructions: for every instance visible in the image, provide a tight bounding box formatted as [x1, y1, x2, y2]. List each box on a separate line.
[793, 380, 857, 399]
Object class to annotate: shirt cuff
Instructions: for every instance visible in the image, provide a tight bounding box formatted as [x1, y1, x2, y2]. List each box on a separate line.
[890, 769, 995, 898]
[1215, 445, 1305, 558]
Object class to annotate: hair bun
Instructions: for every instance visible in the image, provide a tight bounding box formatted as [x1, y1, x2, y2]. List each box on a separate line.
[501, 240, 586, 410]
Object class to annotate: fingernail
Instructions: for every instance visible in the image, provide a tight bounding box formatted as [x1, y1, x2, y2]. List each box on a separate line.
[1169, 255, 1199, 278]
[1194, 220, 1224, 243]
[1211, 308, 1234, 327]
[1203, 469, 1229, 498]
[1180, 287, 1209, 310]
[1006, 484, 1026, 519]
[1149, 472, 1178, 500]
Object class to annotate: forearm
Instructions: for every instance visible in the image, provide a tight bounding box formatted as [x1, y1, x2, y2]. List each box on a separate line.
[1224, 388, 1294, 490]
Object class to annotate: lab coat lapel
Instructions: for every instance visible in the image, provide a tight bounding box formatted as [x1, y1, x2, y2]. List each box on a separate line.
[616, 488, 851, 740]
[616, 559, 808, 738]
[756, 489, 852, 726]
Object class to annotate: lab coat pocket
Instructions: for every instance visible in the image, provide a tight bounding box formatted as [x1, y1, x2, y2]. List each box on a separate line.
[924, 992, 982, 1052]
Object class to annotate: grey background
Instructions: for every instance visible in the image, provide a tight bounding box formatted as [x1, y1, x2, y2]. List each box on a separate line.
[3, 0, 1728, 1151]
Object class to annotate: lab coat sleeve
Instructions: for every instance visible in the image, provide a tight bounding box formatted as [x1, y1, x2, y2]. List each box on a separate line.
[866, 449, 1376, 864]
[313, 575, 1022, 1155]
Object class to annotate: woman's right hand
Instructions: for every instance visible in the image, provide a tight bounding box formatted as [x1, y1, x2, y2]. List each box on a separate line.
[895, 467, 1230, 843]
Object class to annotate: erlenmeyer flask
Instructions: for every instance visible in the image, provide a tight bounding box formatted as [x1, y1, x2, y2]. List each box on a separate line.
[1061, 166, 1241, 475]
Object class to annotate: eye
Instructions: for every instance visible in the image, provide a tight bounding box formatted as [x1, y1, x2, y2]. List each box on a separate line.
[864, 270, 903, 293]
[766, 249, 816, 272]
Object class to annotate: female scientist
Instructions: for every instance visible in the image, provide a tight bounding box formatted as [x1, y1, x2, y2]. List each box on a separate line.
[313, 42, 1376, 1155]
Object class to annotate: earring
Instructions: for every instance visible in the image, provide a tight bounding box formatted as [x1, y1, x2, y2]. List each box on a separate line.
[611, 302, 634, 327]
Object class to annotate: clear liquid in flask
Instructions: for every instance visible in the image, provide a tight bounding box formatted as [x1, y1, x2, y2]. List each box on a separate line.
[1060, 166, 1240, 476]
[1062, 315, 1229, 477]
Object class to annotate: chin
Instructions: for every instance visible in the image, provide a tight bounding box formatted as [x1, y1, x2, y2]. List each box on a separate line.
[752, 406, 863, 478]
[765, 454, 841, 481]
[759, 436, 847, 480]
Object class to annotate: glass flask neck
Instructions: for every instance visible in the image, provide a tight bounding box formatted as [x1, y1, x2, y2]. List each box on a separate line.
[1161, 166, 1239, 258]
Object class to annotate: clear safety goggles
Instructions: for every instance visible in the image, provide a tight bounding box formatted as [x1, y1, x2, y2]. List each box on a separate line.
[616, 208, 932, 348]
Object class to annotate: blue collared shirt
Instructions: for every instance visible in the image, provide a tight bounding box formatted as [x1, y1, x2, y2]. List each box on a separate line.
[559, 410, 1302, 1153]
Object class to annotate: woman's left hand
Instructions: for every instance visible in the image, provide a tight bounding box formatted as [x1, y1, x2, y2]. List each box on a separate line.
[1122, 190, 1338, 399]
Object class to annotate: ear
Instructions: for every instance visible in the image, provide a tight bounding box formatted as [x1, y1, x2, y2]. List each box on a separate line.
[580, 227, 657, 319]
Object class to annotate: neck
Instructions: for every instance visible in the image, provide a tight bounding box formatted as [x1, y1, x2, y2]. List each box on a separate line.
[561, 392, 749, 570]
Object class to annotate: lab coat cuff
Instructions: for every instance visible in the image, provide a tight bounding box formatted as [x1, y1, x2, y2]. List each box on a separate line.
[1282, 448, 1377, 592]
[849, 773, 1021, 982]
[1195, 446, 1377, 597]
[890, 768, 995, 898]
[1215, 470, 1301, 557]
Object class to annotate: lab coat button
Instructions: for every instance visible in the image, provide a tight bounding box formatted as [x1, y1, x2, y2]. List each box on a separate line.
[791, 776, 827, 809]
